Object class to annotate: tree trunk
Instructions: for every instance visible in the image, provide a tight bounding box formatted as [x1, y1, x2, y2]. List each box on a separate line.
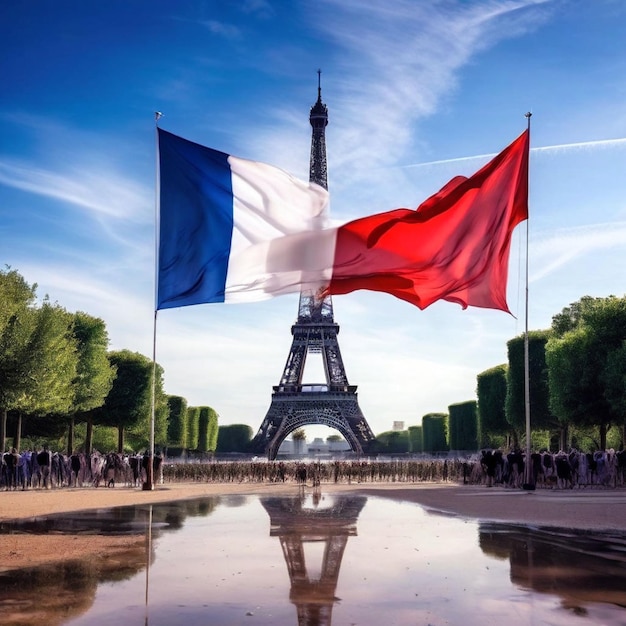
[0, 407, 6, 454]
[118, 425, 124, 454]
[12, 412, 22, 453]
[67, 416, 75, 456]
[559, 424, 569, 451]
[85, 415, 93, 455]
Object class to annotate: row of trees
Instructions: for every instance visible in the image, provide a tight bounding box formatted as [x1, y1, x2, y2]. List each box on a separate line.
[377, 295, 626, 456]
[0, 267, 220, 455]
[479, 295, 626, 452]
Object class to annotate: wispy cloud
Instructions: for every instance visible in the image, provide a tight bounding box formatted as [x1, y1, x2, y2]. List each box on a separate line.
[0, 158, 151, 221]
[199, 20, 242, 39]
[401, 137, 626, 169]
[311, 0, 552, 169]
[530, 221, 626, 282]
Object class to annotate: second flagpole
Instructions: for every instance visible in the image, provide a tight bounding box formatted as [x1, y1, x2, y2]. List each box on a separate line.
[523, 111, 534, 491]
[144, 111, 162, 491]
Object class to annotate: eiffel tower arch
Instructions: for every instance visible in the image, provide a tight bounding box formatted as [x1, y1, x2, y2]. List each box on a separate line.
[249, 73, 375, 459]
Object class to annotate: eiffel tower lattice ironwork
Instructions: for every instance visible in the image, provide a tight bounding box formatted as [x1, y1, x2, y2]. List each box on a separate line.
[249, 72, 375, 459]
[261, 494, 367, 626]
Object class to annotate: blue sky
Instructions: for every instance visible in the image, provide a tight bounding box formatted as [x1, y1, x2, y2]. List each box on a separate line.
[2, 0, 626, 442]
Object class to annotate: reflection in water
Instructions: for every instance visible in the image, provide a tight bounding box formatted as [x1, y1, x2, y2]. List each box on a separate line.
[2, 494, 626, 625]
[261, 488, 366, 626]
[0, 497, 220, 626]
[145, 504, 153, 626]
[0, 540, 146, 625]
[479, 523, 626, 613]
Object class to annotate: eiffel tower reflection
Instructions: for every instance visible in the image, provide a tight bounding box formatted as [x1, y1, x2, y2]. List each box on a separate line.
[261, 492, 367, 626]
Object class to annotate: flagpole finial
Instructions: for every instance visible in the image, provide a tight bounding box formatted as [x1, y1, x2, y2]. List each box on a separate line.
[155, 111, 163, 122]
[525, 111, 532, 130]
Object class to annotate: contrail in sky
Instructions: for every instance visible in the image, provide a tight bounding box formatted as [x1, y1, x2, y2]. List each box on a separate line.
[402, 137, 626, 169]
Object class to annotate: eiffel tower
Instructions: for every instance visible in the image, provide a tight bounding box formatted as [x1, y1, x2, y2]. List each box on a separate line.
[261, 494, 367, 626]
[249, 73, 375, 459]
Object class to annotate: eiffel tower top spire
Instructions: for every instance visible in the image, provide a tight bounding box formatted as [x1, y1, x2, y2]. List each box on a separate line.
[309, 68, 328, 189]
[297, 71, 332, 323]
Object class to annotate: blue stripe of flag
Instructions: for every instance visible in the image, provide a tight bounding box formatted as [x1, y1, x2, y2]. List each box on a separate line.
[157, 128, 234, 310]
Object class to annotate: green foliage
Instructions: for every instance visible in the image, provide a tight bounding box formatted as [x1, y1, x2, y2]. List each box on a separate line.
[198, 406, 218, 452]
[0, 267, 36, 333]
[476, 364, 509, 445]
[0, 269, 51, 452]
[546, 295, 626, 449]
[291, 428, 306, 440]
[375, 429, 410, 453]
[69, 312, 115, 454]
[290, 427, 306, 454]
[167, 395, 188, 448]
[422, 413, 448, 453]
[216, 423, 252, 453]
[10, 301, 80, 451]
[186, 406, 200, 450]
[0, 268, 220, 454]
[448, 400, 478, 451]
[408, 425, 423, 453]
[90, 425, 119, 454]
[506, 330, 556, 434]
[71, 312, 115, 415]
[23, 302, 78, 414]
[94, 350, 167, 453]
[126, 365, 168, 452]
[604, 344, 626, 426]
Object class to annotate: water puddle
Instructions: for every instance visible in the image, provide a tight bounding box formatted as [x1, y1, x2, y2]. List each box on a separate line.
[1, 491, 626, 625]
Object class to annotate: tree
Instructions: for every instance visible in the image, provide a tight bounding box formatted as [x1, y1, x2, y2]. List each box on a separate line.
[186, 406, 200, 451]
[476, 364, 510, 448]
[448, 401, 478, 451]
[408, 425, 423, 453]
[167, 395, 188, 449]
[603, 343, 626, 448]
[94, 350, 154, 453]
[0, 268, 36, 453]
[550, 295, 596, 336]
[216, 424, 252, 453]
[13, 300, 79, 451]
[291, 428, 306, 455]
[69, 312, 115, 454]
[198, 406, 218, 452]
[375, 429, 410, 454]
[422, 413, 448, 453]
[546, 296, 626, 450]
[506, 330, 557, 448]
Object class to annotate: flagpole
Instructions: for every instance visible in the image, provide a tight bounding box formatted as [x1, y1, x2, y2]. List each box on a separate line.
[523, 111, 535, 491]
[143, 111, 162, 491]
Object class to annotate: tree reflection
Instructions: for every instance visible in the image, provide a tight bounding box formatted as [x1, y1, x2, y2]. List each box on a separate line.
[479, 523, 626, 612]
[0, 496, 221, 625]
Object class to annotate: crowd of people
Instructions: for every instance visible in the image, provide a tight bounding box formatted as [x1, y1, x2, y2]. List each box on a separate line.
[478, 448, 626, 489]
[2, 447, 625, 491]
[0, 448, 163, 490]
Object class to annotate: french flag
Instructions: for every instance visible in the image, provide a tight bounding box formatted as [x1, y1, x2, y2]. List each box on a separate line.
[157, 128, 528, 313]
[157, 128, 334, 309]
